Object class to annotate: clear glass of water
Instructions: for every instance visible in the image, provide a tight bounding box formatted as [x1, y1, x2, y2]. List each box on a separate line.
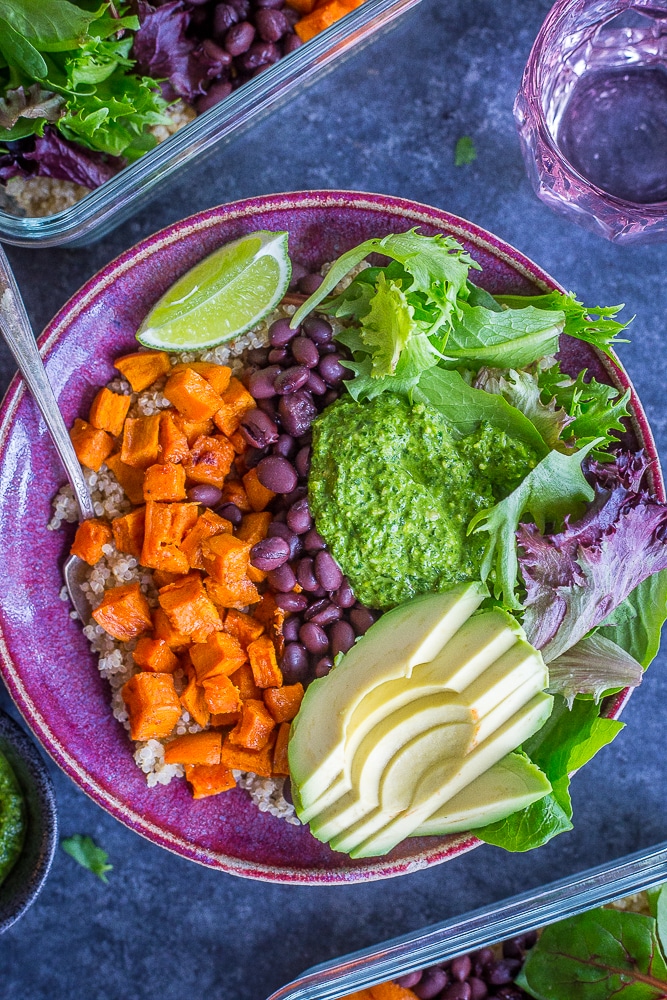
[515, 0, 667, 244]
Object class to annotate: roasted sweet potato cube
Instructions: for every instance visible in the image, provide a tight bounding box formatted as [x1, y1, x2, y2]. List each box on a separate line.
[183, 434, 235, 488]
[220, 729, 276, 777]
[151, 608, 191, 650]
[133, 636, 179, 673]
[181, 509, 232, 570]
[121, 671, 181, 741]
[121, 415, 161, 469]
[242, 467, 276, 512]
[295, 0, 364, 41]
[111, 506, 146, 559]
[185, 762, 236, 798]
[171, 362, 232, 396]
[114, 350, 171, 391]
[227, 430, 247, 455]
[222, 609, 265, 649]
[176, 414, 215, 446]
[158, 572, 223, 642]
[210, 711, 241, 727]
[70, 518, 112, 565]
[202, 674, 242, 715]
[272, 721, 291, 776]
[105, 452, 146, 505]
[235, 512, 272, 547]
[205, 576, 261, 612]
[229, 699, 276, 750]
[229, 663, 262, 701]
[190, 631, 247, 681]
[89, 387, 132, 438]
[248, 635, 282, 689]
[143, 463, 187, 502]
[285, 0, 317, 11]
[179, 674, 210, 728]
[264, 683, 304, 723]
[70, 418, 115, 472]
[92, 582, 152, 641]
[158, 410, 190, 464]
[213, 377, 255, 436]
[152, 569, 187, 589]
[370, 984, 423, 1000]
[163, 730, 222, 766]
[141, 501, 199, 574]
[252, 593, 286, 655]
[220, 478, 252, 513]
[164, 369, 223, 422]
[202, 532, 251, 585]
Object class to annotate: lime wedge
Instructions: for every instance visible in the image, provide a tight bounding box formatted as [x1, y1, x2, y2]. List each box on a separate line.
[136, 230, 292, 351]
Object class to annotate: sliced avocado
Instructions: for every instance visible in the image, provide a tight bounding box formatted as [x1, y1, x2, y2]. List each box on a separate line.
[410, 753, 552, 837]
[299, 608, 519, 824]
[348, 692, 553, 858]
[289, 583, 486, 810]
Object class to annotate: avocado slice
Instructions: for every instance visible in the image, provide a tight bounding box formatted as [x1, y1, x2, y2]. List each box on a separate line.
[410, 752, 552, 836]
[289, 583, 486, 811]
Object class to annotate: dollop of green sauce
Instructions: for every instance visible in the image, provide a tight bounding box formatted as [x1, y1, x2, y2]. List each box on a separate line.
[309, 394, 538, 609]
[0, 750, 26, 886]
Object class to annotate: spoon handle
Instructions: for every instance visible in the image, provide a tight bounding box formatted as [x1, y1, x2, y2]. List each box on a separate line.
[0, 246, 95, 523]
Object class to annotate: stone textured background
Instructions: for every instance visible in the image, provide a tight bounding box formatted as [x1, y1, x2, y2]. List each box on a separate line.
[2, 1, 667, 997]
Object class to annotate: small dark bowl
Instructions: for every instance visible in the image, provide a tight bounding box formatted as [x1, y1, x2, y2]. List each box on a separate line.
[0, 710, 57, 933]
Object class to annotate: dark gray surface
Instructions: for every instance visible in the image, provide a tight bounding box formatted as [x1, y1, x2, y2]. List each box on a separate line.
[2, 1, 667, 997]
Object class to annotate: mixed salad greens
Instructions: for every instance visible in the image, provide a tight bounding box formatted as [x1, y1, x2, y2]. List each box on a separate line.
[291, 229, 667, 852]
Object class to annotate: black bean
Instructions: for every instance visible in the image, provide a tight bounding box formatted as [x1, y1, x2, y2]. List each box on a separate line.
[240, 408, 279, 448]
[503, 940, 524, 960]
[256, 397, 278, 421]
[314, 656, 333, 677]
[239, 40, 280, 70]
[295, 445, 311, 478]
[414, 968, 449, 999]
[246, 346, 270, 365]
[274, 365, 311, 395]
[267, 521, 302, 559]
[282, 616, 301, 642]
[194, 79, 233, 113]
[288, 262, 308, 289]
[305, 370, 327, 396]
[269, 317, 299, 347]
[303, 316, 333, 344]
[256, 455, 298, 493]
[256, 0, 284, 7]
[473, 949, 495, 971]
[396, 972, 423, 989]
[333, 578, 356, 608]
[250, 536, 290, 571]
[267, 562, 297, 592]
[486, 961, 516, 986]
[468, 979, 488, 1000]
[329, 620, 355, 656]
[307, 601, 341, 626]
[229, 0, 250, 15]
[451, 956, 472, 983]
[314, 549, 343, 591]
[281, 642, 309, 683]
[248, 364, 282, 399]
[287, 497, 312, 535]
[256, 8, 288, 40]
[225, 20, 255, 55]
[268, 347, 288, 364]
[291, 336, 319, 368]
[201, 38, 233, 67]
[282, 32, 302, 54]
[321, 388, 339, 409]
[244, 445, 267, 469]
[299, 621, 329, 654]
[298, 273, 324, 295]
[349, 607, 377, 635]
[304, 528, 326, 553]
[283, 7, 300, 27]
[442, 984, 471, 1000]
[303, 598, 328, 621]
[282, 779, 293, 805]
[187, 484, 223, 506]
[318, 352, 348, 386]
[273, 433, 297, 459]
[275, 592, 308, 613]
[523, 931, 538, 949]
[297, 556, 319, 592]
[318, 342, 338, 354]
[282, 485, 307, 507]
[215, 501, 243, 526]
[279, 391, 318, 436]
[213, 3, 239, 37]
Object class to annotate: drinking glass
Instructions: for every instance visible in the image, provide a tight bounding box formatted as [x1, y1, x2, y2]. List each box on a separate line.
[515, 0, 667, 244]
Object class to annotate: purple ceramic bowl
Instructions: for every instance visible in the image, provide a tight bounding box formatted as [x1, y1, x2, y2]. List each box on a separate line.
[0, 191, 660, 884]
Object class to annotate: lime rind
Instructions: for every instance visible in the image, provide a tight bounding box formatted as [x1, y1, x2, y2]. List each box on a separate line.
[136, 230, 292, 352]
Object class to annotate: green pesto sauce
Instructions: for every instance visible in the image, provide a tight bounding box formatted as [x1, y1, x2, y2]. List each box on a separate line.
[309, 394, 538, 609]
[0, 750, 26, 886]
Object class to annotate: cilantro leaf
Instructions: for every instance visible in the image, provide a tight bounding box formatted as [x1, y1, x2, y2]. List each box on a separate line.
[517, 907, 667, 999]
[468, 441, 599, 609]
[597, 570, 667, 668]
[61, 834, 113, 883]
[455, 135, 477, 166]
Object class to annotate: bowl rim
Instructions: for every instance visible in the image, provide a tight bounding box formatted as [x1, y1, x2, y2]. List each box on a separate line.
[0, 189, 661, 883]
[0, 709, 58, 933]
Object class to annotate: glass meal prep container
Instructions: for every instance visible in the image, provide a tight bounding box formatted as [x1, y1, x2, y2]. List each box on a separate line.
[267, 841, 667, 1000]
[0, 0, 421, 249]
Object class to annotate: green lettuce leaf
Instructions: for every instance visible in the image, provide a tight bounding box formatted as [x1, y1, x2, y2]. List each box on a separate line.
[0, 83, 63, 130]
[657, 884, 667, 959]
[0, 0, 103, 52]
[468, 441, 599, 609]
[0, 17, 48, 79]
[359, 273, 420, 377]
[440, 301, 564, 371]
[538, 364, 630, 456]
[597, 570, 667, 668]
[517, 908, 667, 999]
[547, 634, 643, 707]
[476, 367, 573, 451]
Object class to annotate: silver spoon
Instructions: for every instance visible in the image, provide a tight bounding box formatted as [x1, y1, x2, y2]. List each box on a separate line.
[0, 244, 95, 622]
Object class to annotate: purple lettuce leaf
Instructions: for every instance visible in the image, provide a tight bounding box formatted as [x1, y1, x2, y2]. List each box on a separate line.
[0, 128, 124, 189]
[519, 452, 667, 661]
[132, 2, 225, 101]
